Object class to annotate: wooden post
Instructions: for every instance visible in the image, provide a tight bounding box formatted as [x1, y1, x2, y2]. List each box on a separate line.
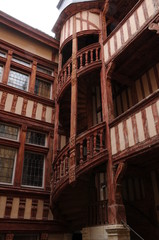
[29, 60, 37, 93]
[45, 131, 54, 191]
[100, 10, 127, 224]
[14, 124, 27, 187]
[2, 49, 13, 84]
[99, 12, 116, 224]
[69, 16, 78, 184]
[53, 102, 59, 161]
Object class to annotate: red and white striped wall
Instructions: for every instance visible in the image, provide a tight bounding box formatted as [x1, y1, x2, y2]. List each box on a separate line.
[110, 96, 159, 155]
[104, 0, 158, 63]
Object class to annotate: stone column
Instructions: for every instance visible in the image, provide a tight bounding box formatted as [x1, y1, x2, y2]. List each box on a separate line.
[106, 224, 130, 240]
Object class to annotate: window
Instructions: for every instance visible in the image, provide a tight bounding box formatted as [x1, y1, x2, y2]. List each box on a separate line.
[37, 65, 53, 76]
[0, 147, 16, 184]
[12, 56, 31, 67]
[22, 152, 44, 187]
[26, 130, 46, 146]
[0, 65, 3, 81]
[0, 51, 6, 58]
[8, 70, 29, 91]
[34, 78, 51, 98]
[0, 123, 19, 140]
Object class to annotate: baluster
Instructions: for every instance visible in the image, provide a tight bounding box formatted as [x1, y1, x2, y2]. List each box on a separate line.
[99, 129, 104, 151]
[93, 132, 97, 155]
[90, 49, 93, 63]
[61, 72, 64, 86]
[53, 166, 57, 186]
[64, 69, 67, 82]
[98, 48, 101, 60]
[87, 136, 90, 161]
[68, 63, 71, 78]
[57, 161, 60, 181]
[96, 48, 98, 61]
[65, 155, 68, 173]
[80, 54, 83, 69]
[80, 141, 84, 164]
[61, 157, 64, 177]
[85, 51, 88, 66]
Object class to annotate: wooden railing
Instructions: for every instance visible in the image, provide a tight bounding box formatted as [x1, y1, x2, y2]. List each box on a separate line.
[88, 200, 108, 226]
[104, 0, 158, 63]
[52, 122, 106, 191]
[77, 43, 101, 71]
[57, 58, 72, 95]
[57, 43, 101, 96]
[76, 122, 105, 166]
[53, 144, 70, 187]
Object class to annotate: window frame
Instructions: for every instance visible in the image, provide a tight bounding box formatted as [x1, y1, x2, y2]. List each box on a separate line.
[34, 77, 52, 99]
[12, 56, 31, 67]
[26, 129, 46, 147]
[37, 65, 54, 76]
[0, 122, 19, 141]
[8, 69, 30, 91]
[0, 146, 17, 185]
[0, 65, 4, 82]
[21, 151, 45, 189]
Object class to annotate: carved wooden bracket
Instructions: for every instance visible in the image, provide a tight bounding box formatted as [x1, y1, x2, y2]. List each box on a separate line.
[148, 22, 159, 34]
[114, 162, 126, 186]
[106, 61, 115, 80]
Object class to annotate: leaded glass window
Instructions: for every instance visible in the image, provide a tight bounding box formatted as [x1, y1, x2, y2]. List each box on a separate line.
[8, 70, 29, 91]
[34, 78, 51, 98]
[0, 65, 3, 81]
[0, 123, 19, 140]
[12, 56, 31, 67]
[37, 65, 53, 76]
[0, 147, 16, 184]
[22, 152, 44, 187]
[26, 130, 46, 146]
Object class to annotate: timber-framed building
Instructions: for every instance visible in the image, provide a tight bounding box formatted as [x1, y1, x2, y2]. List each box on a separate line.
[0, 0, 159, 239]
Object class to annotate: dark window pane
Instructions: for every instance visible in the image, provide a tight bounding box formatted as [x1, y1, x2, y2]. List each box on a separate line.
[22, 152, 44, 187]
[0, 147, 16, 183]
[34, 78, 51, 98]
[26, 130, 45, 146]
[0, 123, 19, 140]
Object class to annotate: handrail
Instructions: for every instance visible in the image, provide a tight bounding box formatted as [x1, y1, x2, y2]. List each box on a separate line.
[121, 219, 144, 240]
[77, 42, 101, 57]
[52, 122, 106, 192]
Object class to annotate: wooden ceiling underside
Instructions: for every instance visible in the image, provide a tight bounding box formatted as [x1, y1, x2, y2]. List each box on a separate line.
[111, 28, 159, 86]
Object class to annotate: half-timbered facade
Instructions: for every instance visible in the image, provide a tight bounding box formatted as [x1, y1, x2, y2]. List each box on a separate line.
[0, 0, 159, 239]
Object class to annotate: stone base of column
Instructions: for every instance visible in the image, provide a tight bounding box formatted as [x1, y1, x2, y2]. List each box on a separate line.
[82, 225, 107, 240]
[106, 224, 130, 240]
